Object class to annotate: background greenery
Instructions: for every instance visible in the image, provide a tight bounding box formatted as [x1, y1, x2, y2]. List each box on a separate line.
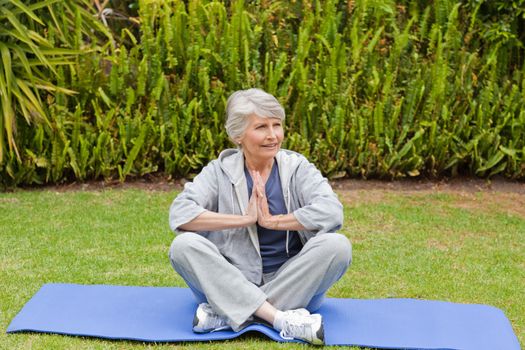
[0, 187, 523, 348]
[1, 0, 525, 187]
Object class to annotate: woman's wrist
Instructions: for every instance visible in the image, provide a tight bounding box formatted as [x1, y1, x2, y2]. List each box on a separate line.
[180, 211, 257, 231]
[266, 213, 307, 231]
[273, 214, 284, 230]
[242, 214, 257, 226]
[258, 214, 283, 230]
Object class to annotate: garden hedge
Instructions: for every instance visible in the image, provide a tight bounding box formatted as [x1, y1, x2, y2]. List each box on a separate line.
[1, 0, 524, 187]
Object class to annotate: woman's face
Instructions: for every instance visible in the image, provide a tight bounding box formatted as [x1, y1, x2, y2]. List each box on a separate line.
[238, 114, 284, 162]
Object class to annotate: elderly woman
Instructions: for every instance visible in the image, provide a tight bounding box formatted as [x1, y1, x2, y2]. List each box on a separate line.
[168, 88, 351, 345]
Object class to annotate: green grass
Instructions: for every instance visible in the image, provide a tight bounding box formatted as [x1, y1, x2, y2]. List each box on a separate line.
[1, 187, 523, 349]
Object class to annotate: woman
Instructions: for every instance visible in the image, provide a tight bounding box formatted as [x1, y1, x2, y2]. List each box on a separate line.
[168, 88, 351, 345]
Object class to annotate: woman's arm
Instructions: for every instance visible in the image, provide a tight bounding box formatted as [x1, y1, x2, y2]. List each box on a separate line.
[252, 171, 306, 231]
[257, 212, 306, 231]
[179, 210, 255, 231]
[178, 178, 259, 232]
[290, 160, 343, 233]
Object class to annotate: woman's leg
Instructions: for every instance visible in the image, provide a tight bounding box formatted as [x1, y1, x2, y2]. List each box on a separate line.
[169, 232, 340, 344]
[260, 233, 352, 312]
[169, 232, 267, 330]
[253, 301, 278, 324]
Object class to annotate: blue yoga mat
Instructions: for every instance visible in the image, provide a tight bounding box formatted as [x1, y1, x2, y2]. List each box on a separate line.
[7, 283, 520, 349]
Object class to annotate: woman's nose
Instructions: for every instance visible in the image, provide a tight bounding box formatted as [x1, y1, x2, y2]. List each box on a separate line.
[267, 126, 276, 139]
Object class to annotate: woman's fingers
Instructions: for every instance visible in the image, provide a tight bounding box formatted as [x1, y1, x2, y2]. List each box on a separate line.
[256, 196, 264, 216]
[251, 176, 258, 197]
[254, 171, 265, 197]
[256, 171, 265, 188]
[249, 170, 274, 228]
[245, 175, 258, 223]
[257, 187, 270, 216]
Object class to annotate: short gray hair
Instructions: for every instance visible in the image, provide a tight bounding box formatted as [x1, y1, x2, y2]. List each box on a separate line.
[225, 88, 285, 144]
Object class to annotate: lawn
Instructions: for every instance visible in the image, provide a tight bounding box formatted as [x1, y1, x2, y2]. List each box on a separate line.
[1, 183, 523, 349]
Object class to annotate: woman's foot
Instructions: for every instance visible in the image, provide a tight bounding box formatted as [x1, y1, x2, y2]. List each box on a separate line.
[274, 309, 325, 345]
[192, 303, 231, 333]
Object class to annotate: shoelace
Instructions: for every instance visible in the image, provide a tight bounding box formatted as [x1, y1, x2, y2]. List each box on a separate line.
[202, 305, 228, 329]
[279, 314, 313, 340]
[207, 314, 227, 329]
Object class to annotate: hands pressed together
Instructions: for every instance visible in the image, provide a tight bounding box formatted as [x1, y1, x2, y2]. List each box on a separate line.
[178, 170, 305, 233]
[246, 171, 282, 230]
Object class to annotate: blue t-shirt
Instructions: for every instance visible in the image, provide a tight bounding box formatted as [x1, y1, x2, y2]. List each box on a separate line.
[245, 161, 303, 273]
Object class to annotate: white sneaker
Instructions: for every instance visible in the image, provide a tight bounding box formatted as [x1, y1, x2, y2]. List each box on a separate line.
[192, 303, 231, 333]
[279, 309, 325, 345]
[286, 308, 310, 317]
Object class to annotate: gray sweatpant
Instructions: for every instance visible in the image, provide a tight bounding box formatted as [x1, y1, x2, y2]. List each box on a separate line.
[169, 232, 352, 330]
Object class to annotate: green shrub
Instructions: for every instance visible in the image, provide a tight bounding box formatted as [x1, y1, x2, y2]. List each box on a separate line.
[1, 0, 524, 187]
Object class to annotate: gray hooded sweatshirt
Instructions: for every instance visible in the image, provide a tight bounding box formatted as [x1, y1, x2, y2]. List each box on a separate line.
[169, 148, 343, 285]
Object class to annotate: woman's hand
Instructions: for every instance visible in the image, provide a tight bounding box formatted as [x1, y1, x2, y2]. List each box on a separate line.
[245, 178, 258, 225]
[178, 169, 305, 233]
[253, 171, 278, 230]
[252, 170, 307, 231]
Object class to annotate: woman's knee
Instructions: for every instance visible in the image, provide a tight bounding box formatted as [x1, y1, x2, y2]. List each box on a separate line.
[169, 232, 208, 265]
[316, 233, 352, 266]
